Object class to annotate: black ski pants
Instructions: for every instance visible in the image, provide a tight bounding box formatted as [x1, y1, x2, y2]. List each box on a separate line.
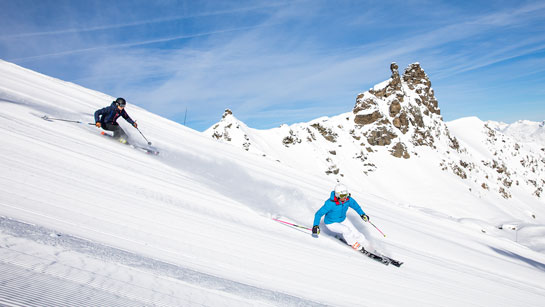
[102, 123, 129, 141]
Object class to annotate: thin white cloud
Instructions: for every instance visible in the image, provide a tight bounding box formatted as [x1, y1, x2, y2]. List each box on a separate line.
[0, 2, 286, 40]
[9, 23, 278, 62]
[471, 1, 545, 26]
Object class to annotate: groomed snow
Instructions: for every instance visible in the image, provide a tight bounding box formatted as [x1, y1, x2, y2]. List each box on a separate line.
[1, 60, 545, 306]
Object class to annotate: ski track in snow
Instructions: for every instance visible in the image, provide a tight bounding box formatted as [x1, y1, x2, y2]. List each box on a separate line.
[0, 217, 324, 307]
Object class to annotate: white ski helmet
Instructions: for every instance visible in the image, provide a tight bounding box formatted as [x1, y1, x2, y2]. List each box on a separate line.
[334, 184, 349, 198]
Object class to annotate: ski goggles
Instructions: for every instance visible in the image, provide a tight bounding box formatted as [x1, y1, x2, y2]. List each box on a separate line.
[339, 193, 348, 198]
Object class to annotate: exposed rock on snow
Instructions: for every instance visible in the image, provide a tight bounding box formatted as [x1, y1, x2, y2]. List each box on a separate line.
[206, 63, 545, 203]
[351, 62, 454, 157]
[210, 109, 252, 151]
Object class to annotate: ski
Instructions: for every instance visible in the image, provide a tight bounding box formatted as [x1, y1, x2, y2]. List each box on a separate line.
[100, 131, 159, 155]
[336, 236, 402, 267]
[133, 144, 160, 155]
[363, 249, 403, 267]
[378, 254, 403, 267]
[361, 247, 403, 267]
[360, 248, 391, 266]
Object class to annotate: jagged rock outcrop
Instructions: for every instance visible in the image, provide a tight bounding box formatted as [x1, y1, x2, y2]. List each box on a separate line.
[403, 63, 440, 116]
[391, 142, 410, 159]
[209, 109, 253, 151]
[222, 109, 233, 118]
[354, 110, 382, 126]
[205, 64, 544, 202]
[366, 127, 397, 146]
[352, 62, 459, 158]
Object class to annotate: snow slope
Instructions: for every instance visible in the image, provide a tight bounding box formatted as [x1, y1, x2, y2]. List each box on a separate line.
[206, 64, 545, 244]
[1, 59, 545, 306]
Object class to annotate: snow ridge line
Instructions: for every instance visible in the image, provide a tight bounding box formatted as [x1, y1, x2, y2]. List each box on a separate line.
[0, 217, 326, 307]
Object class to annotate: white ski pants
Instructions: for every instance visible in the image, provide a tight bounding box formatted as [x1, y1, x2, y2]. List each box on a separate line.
[325, 220, 368, 248]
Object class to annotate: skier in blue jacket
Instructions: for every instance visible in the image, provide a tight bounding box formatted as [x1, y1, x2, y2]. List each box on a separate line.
[94, 97, 137, 144]
[312, 184, 370, 251]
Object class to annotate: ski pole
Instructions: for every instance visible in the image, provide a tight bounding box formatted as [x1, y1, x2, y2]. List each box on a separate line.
[272, 218, 312, 231]
[135, 125, 152, 145]
[368, 220, 386, 237]
[42, 115, 94, 125]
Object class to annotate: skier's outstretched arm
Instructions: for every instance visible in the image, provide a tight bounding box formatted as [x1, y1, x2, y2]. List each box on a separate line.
[122, 111, 137, 128]
[349, 199, 369, 222]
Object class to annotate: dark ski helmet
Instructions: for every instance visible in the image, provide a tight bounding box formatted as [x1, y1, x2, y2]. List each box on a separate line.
[115, 97, 126, 107]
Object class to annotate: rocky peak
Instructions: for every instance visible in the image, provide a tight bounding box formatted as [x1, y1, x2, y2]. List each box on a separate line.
[351, 62, 455, 158]
[402, 63, 440, 116]
[402, 63, 430, 87]
[222, 108, 233, 119]
[206, 109, 253, 151]
[361, 62, 402, 102]
[390, 62, 401, 87]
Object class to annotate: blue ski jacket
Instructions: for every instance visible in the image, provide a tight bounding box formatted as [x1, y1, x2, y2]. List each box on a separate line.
[313, 191, 365, 226]
[94, 102, 135, 126]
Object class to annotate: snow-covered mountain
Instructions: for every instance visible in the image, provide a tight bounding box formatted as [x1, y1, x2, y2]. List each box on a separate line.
[207, 63, 545, 224]
[2, 59, 545, 306]
[487, 119, 545, 146]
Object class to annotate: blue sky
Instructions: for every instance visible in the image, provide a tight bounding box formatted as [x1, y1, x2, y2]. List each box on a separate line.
[1, 0, 544, 131]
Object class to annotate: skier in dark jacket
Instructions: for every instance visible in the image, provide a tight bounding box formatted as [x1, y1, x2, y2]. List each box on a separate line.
[94, 97, 137, 144]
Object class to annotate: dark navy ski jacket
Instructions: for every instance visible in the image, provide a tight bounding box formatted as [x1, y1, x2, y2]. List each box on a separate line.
[313, 191, 365, 226]
[94, 102, 135, 126]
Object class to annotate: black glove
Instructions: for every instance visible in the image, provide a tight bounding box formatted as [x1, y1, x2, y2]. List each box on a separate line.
[361, 214, 370, 222]
[312, 225, 320, 235]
